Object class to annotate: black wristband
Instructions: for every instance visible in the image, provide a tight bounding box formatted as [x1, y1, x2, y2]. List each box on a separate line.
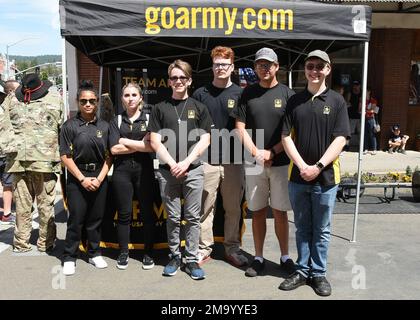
[315, 161, 324, 170]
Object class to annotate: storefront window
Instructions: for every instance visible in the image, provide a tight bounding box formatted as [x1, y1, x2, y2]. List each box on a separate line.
[410, 61, 420, 105]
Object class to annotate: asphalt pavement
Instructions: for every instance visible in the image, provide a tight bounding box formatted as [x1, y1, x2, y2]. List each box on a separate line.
[0, 151, 419, 302]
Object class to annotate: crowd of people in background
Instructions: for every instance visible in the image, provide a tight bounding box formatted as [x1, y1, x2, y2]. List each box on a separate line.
[0, 44, 412, 298]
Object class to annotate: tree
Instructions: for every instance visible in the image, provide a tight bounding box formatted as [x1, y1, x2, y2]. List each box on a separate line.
[40, 71, 49, 81]
[16, 60, 29, 72]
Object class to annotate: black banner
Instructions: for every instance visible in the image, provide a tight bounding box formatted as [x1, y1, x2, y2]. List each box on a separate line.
[60, 0, 371, 41]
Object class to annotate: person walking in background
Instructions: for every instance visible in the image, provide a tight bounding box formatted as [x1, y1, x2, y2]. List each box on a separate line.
[280, 50, 350, 297]
[60, 80, 112, 276]
[192, 46, 247, 267]
[109, 82, 156, 270]
[234, 47, 295, 277]
[149, 60, 212, 280]
[347, 80, 361, 149]
[0, 73, 62, 253]
[363, 87, 379, 155]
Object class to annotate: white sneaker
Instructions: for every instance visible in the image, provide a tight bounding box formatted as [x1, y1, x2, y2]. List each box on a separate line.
[197, 250, 211, 266]
[89, 256, 108, 269]
[63, 261, 76, 276]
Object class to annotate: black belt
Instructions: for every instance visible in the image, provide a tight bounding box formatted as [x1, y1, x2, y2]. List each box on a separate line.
[77, 163, 101, 172]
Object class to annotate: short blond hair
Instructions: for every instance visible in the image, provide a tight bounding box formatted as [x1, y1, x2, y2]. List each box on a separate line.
[168, 59, 192, 78]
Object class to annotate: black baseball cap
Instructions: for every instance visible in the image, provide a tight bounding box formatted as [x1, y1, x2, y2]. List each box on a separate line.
[392, 124, 400, 131]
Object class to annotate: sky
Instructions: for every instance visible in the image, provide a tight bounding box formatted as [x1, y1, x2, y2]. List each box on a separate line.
[0, 0, 61, 57]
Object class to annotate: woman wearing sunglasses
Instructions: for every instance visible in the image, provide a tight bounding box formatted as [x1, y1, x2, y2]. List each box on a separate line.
[59, 80, 112, 276]
[109, 82, 156, 270]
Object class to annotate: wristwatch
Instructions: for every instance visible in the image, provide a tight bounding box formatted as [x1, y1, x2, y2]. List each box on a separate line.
[315, 161, 325, 171]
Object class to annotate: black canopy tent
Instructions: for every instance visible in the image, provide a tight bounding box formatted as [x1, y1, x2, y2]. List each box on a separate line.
[59, 0, 372, 242]
[59, 0, 370, 68]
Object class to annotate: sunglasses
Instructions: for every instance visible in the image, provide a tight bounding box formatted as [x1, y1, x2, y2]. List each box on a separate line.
[213, 63, 232, 69]
[169, 76, 189, 82]
[79, 99, 97, 106]
[305, 63, 326, 71]
[255, 62, 275, 70]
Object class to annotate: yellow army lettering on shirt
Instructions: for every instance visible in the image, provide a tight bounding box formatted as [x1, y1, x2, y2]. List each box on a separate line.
[188, 110, 195, 119]
[274, 99, 282, 108]
[3, 92, 64, 173]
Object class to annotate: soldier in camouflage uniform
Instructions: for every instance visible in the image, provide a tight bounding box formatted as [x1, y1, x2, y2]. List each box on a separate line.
[0, 73, 63, 253]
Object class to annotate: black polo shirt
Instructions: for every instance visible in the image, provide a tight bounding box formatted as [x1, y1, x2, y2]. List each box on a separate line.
[59, 113, 109, 165]
[192, 83, 242, 164]
[282, 87, 351, 186]
[148, 97, 213, 163]
[109, 107, 152, 166]
[233, 82, 294, 167]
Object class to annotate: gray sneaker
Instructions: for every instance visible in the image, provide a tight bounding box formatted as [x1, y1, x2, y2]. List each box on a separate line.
[226, 251, 248, 267]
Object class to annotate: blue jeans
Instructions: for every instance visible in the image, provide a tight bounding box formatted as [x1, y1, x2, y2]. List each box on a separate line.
[288, 182, 338, 278]
[364, 118, 377, 151]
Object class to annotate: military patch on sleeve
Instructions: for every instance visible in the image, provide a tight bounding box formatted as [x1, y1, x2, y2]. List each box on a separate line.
[323, 106, 331, 115]
[188, 110, 195, 119]
[96, 130, 103, 138]
[274, 99, 282, 108]
[227, 99, 235, 108]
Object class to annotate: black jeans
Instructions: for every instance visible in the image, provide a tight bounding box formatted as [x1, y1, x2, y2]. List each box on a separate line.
[63, 171, 108, 262]
[112, 160, 155, 254]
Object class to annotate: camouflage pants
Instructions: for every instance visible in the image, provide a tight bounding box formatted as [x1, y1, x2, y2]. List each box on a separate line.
[13, 172, 57, 251]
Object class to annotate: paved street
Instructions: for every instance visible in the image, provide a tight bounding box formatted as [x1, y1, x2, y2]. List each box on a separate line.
[0, 151, 419, 301]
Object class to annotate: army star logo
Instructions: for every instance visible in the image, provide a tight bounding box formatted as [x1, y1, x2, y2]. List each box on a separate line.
[227, 99, 235, 108]
[96, 130, 103, 138]
[323, 106, 331, 115]
[188, 110, 195, 119]
[274, 99, 282, 108]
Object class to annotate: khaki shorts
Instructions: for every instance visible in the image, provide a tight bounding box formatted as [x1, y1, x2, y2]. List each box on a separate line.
[245, 164, 291, 212]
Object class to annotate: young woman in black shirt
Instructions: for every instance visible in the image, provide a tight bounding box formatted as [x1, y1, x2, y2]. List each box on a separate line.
[109, 82, 156, 270]
[60, 80, 112, 276]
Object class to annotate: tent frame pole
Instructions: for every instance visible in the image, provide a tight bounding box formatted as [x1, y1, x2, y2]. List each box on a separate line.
[61, 38, 68, 121]
[351, 41, 369, 243]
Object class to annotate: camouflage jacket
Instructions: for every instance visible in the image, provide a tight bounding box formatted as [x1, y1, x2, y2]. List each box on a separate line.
[0, 94, 17, 155]
[0, 91, 63, 173]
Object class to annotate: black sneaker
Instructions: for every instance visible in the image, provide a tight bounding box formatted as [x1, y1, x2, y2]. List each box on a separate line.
[245, 259, 265, 277]
[310, 276, 332, 297]
[142, 254, 155, 270]
[185, 262, 205, 280]
[162, 256, 181, 276]
[116, 252, 129, 270]
[279, 272, 308, 291]
[280, 258, 296, 275]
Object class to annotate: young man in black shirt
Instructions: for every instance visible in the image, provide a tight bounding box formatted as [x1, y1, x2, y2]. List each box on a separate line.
[149, 59, 212, 280]
[192, 46, 247, 267]
[234, 47, 295, 277]
[280, 50, 350, 297]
